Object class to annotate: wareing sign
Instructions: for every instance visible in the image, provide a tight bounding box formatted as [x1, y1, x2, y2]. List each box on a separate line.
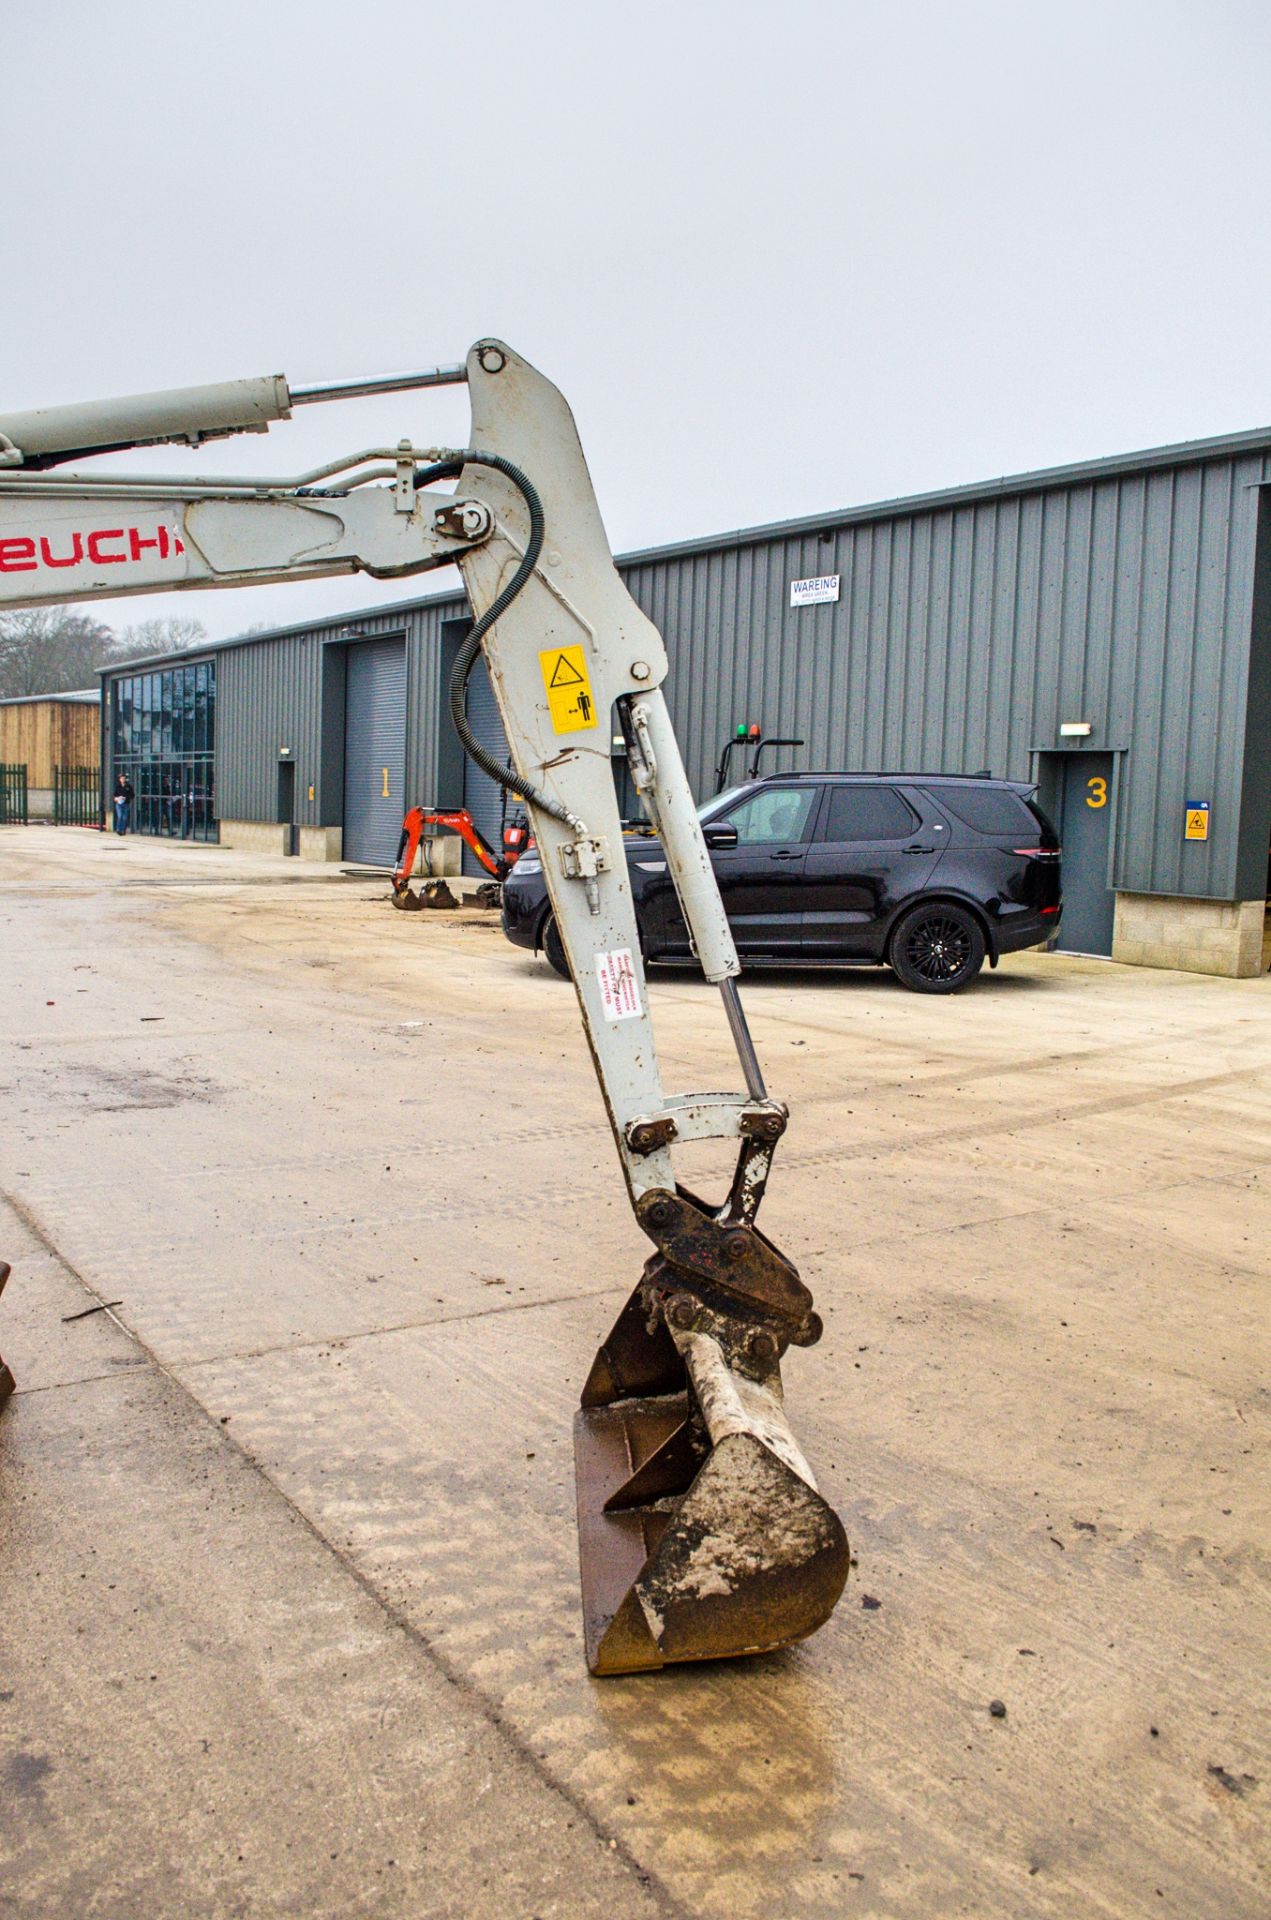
[789, 574, 840, 608]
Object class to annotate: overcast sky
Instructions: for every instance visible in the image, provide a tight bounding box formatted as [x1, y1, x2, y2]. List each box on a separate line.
[6, 0, 1271, 646]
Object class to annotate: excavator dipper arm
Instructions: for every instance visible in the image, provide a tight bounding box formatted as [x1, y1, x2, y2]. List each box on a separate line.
[0, 342, 849, 1674]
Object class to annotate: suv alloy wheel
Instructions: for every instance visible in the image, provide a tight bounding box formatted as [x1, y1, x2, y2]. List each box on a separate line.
[889, 901, 986, 993]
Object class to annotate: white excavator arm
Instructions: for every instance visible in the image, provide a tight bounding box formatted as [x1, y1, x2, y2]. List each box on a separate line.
[0, 341, 848, 1674]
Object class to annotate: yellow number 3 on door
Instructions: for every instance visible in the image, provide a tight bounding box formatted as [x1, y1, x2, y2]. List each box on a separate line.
[1086, 777, 1107, 809]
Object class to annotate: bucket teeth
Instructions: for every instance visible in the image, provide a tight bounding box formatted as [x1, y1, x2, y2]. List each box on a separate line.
[574, 1283, 849, 1675]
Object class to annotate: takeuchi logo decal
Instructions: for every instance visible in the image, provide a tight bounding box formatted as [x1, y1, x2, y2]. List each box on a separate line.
[0, 525, 186, 572]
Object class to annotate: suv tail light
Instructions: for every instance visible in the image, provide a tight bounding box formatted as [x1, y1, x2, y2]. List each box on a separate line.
[1012, 846, 1059, 857]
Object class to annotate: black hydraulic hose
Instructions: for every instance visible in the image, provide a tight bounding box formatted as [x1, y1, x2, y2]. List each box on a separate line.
[414, 451, 575, 829]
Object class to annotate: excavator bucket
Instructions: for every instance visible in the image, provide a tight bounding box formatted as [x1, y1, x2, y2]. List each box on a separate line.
[390, 878, 459, 911]
[574, 1283, 849, 1675]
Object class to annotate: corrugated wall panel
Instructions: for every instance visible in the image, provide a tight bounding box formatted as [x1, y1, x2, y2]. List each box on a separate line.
[141, 437, 1268, 905]
[217, 633, 324, 824]
[621, 456, 1267, 901]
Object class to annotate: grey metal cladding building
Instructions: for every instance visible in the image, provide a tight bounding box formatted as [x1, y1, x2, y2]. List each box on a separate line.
[102, 420, 1271, 978]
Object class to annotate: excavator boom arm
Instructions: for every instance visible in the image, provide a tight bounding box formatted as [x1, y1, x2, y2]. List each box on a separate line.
[0, 340, 848, 1674]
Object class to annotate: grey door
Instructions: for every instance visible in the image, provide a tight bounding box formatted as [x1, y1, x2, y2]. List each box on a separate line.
[461, 654, 510, 877]
[1055, 752, 1115, 955]
[277, 759, 298, 857]
[343, 637, 406, 865]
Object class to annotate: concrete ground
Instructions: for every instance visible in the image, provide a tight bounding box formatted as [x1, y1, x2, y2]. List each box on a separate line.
[0, 824, 1267, 1920]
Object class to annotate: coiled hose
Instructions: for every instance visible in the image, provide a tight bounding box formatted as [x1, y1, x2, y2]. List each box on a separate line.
[414, 452, 578, 830]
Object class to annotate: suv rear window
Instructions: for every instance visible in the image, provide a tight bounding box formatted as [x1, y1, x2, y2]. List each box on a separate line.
[823, 785, 916, 842]
[932, 786, 1042, 836]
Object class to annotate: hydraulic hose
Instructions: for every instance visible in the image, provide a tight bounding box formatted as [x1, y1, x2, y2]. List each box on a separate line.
[414, 451, 577, 830]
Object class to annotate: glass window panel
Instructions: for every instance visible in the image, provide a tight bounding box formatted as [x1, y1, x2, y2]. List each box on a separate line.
[933, 786, 1038, 837]
[101, 666, 215, 843]
[822, 785, 917, 843]
[718, 785, 817, 846]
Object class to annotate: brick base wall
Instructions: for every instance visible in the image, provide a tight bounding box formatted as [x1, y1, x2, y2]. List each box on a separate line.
[299, 826, 342, 862]
[1112, 893, 1267, 978]
[217, 820, 288, 856]
[219, 820, 343, 861]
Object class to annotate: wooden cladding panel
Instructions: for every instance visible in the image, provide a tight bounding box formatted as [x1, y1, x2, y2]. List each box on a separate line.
[0, 701, 99, 786]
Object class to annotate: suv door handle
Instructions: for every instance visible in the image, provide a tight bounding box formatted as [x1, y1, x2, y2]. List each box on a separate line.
[905, 843, 935, 853]
[770, 849, 801, 860]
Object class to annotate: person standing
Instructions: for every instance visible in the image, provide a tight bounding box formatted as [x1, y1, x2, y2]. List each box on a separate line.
[112, 772, 134, 835]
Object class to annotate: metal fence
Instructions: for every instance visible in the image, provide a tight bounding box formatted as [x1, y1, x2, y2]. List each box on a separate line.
[53, 764, 100, 827]
[0, 764, 27, 825]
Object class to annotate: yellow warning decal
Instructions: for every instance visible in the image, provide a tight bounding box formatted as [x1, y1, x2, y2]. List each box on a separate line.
[1184, 805, 1209, 841]
[539, 644, 597, 734]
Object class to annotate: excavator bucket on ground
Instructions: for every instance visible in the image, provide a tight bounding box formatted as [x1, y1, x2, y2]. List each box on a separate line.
[390, 877, 459, 911]
[575, 1275, 849, 1675]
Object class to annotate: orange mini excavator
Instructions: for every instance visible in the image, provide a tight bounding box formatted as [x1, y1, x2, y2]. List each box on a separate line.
[390, 804, 530, 909]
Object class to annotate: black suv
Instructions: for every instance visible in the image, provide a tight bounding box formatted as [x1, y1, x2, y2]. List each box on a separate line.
[500, 772, 1061, 993]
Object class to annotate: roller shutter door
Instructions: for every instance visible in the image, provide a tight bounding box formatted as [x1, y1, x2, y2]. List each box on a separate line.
[343, 638, 406, 865]
[461, 656, 511, 877]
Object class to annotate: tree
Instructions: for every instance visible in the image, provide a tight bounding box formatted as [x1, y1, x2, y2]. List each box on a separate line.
[115, 615, 209, 661]
[0, 607, 116, 698]
[0, 605, 212, 701]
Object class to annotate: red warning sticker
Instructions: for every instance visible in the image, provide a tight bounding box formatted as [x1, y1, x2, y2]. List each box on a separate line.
[596, 948, 641, 1022]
